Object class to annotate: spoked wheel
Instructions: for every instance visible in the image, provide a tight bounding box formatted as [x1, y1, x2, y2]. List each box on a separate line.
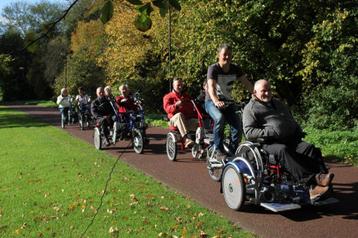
[68, 110, 71, 125]
[132, 128, 144, 154]
[206, 146, 223, 182]
[93, 127, 103, 150]
[112, 122, 118, 144]
[61, 116, 65, 129]
[79, 115, 84, 130]
[235, 142, 264, 173]
[222, 164, 246, 210]
[166, 132, 177, 161]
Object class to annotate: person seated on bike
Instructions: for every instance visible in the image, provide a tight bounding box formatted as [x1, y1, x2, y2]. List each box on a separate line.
[115, 84, 138, 113]
[104, 85, 115, 102]
[75, 87, 91, 113]
[91, 87, 115, 146]
[205, 43, 253, 160]
[242, 79, 334, 200]
[163, 77, 197, 148]
[195, 81, 211, 130]
[56, 87, 71, 123]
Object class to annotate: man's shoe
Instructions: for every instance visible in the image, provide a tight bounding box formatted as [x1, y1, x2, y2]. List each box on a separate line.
[309, 185, 329, 201]
[315, 173, 334, 187]
[184, 138, 194, 148]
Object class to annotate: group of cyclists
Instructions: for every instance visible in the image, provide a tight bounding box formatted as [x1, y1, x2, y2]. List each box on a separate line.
[56, 43, 334, 202]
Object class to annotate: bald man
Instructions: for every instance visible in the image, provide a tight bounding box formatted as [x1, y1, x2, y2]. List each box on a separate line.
[91, 87, 115, 145]
[243, 79, 334, 200]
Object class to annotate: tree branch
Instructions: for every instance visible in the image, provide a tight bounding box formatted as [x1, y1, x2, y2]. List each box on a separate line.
[22, 0, 80, 51]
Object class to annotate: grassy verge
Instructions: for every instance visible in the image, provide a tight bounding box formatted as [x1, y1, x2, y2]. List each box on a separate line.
[305, 127, 358, 166]
[0, 107, 253, 238]
[23, 100, 57, 108]
[145, 114, 168, 128]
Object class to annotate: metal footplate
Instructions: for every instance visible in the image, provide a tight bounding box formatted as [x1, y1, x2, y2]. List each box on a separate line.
[260, 202, 301, 212]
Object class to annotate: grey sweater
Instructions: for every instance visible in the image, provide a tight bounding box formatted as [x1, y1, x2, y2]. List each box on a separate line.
[242, 97, 303, 142]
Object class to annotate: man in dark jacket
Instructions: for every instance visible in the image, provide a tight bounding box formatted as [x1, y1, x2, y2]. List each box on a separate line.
[91, 87, 115, 145]
[242, 79, 334, 200]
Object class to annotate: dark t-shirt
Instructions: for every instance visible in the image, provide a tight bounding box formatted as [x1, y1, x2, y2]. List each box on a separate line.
[206, 63, 244, 100]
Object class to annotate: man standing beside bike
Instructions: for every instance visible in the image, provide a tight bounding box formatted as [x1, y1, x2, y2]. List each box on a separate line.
[205, 44, 253, 161]
[91, 87, 115, 146]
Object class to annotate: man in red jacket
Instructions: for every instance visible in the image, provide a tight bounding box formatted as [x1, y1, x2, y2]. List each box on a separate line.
[163, 78, 197, 148]
[115, 84, 138, 113]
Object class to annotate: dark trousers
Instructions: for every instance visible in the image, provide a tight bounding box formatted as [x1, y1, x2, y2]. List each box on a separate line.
[262, 141, 327, 185]
[97, 117, 113, 141]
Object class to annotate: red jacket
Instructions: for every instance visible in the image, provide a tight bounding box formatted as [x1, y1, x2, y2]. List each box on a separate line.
[163, 91, 196, 119]
[115, 95, 137, 113]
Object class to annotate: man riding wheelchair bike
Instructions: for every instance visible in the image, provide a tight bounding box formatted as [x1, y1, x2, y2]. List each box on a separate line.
[163, 78, 214, 161]
[91, 86, 147, 153]
[221, 80, 336, 212]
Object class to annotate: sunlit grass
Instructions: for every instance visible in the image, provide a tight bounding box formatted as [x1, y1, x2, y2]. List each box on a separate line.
[305, 127, 358, 166]
[0, 107, 254, 238]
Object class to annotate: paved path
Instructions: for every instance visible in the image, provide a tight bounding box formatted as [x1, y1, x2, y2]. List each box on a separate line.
[7, 105, 358, 238]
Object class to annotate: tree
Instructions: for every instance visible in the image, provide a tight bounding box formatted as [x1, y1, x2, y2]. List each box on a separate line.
[0, 1, 64, 37]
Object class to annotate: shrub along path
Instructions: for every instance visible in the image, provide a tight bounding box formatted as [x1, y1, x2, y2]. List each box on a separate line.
[8, 104, 358, 238]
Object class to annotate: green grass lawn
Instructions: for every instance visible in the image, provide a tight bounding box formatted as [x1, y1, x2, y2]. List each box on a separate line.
[0, 107, 254, 238]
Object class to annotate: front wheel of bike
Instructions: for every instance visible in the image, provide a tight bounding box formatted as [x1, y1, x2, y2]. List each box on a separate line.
[93, 127, 103, 150]
[132, 128, 144, 154]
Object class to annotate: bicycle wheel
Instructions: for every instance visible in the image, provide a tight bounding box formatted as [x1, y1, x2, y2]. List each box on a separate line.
[79, 114, 84, 130]
[61, 115, 65, 129]
[93, 127, 102, 150]
[222, 164, 246, 210]
[132, 128, 144, 154]
[166, 132, 177, 161]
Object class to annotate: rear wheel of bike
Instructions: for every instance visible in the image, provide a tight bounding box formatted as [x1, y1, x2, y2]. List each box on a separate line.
[222, 164, 245, 210]
[93, 127, 102, 150]
[61, 116, 65, 129]
[79, 115, 84, 130]
[166, 132, 177, 161]
[132, 128, 144, 154]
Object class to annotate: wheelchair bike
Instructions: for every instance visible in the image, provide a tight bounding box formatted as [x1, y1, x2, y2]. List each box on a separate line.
[221, 140, 337, 212]
[166, 100, 213, 161]
[93, 93, 148, 154]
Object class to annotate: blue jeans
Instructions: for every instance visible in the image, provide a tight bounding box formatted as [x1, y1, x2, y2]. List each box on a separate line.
[205, 100, 242, 152]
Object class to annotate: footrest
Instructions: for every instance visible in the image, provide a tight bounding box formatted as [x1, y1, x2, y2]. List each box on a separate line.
[260, 202, 301, 212]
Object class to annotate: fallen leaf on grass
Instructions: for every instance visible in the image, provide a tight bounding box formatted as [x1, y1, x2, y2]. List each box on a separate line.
[109, 226, 119, 237]
[160, 206, 169, 211]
